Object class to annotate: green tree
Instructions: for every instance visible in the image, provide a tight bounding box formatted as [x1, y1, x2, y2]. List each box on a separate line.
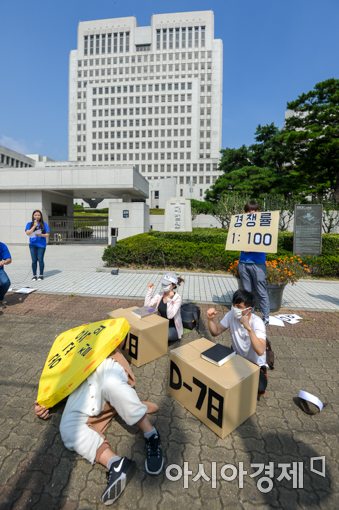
[212, 192, 249, 229]
[206, 79, 339, 201]
[281, 78, 339, 198]
[205, 145, 252, 201]
[190, 199, 214, 220]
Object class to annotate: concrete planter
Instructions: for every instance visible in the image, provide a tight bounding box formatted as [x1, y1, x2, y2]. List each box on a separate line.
[236, 278, 286, 312]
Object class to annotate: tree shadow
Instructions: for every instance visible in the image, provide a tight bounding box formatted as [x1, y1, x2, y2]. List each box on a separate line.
[308, 293, 339, 307]
[0, 403, 77, 510]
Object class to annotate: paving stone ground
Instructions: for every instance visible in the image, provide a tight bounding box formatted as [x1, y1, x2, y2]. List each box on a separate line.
[0, 293, 338, 510]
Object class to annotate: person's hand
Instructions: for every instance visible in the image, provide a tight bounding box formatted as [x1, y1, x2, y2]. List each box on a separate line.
[147, 283, 154, 289]
[207, 308, 217, 320]
[240, 314, 251, 332]
[33, 220, 38, 228]
[34, 401, 50, 420]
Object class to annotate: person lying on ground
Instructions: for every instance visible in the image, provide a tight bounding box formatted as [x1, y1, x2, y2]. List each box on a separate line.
[35, 350, 164, 506]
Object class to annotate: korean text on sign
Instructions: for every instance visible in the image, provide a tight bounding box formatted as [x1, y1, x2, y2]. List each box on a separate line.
[225, 210, 280, 254]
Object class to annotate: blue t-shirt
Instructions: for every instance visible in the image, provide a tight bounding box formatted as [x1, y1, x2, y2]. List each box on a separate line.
[0, 242, 11, 270]
[239, 251, 266, 264]
[25, 221, 50, 248]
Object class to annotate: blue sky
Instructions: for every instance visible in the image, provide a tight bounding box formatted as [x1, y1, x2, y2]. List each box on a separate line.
[0, 0, 338, 160]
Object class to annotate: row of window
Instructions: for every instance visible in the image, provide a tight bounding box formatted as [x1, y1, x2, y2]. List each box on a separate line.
[89, 152, 212, 161]
[0, 154, 32, 167]
[91, 94, 193, 106]
[78, 50, 213, 67]
[93, 81, 192, 95]
[90, 119, 211, 129]
[90, 102, 195, 114]
[90, 106, 212, 117]
[84, 32, 130, 56]
[77, 74, 212, 90]
[92, 110, 195, 121]
[78, 61, 212, 78]
[156, 26, 206, 50]
[92, 140, 193, 149]
[80, 84, 211, 99]
[77, 63, 212, 80]
[90, 127, 193, 138]
[82, 25, 207, 56]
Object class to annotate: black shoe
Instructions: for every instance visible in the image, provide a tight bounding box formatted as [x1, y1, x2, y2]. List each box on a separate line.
[101, 457, 136, 506]
[145, 432, 164, 475]
[32, 276, 37, 281]
[37, 276, 44, 281]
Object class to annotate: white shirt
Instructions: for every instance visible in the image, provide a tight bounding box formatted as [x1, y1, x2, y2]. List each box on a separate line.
[220, 311, 267, 367]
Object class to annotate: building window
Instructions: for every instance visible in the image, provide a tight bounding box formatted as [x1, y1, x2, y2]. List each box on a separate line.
[201, 26, 206, 47]
[181, 27, 186, 48]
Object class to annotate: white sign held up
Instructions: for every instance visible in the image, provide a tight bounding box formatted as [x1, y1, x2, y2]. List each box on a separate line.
[226, 210, 280, 253]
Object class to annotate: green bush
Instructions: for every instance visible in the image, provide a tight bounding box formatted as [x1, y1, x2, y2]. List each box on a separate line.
[102, 230, 339, 277]
[303, 255, 339, 277]
[149, 228, 227, 244]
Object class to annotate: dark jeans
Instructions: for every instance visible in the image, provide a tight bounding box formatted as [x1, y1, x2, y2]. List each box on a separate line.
[0, 270, 11, 301]
[29, 245, 46, 276]
[168, 326, 179, 344]
[238, 262, 270, 320]
[258, 366, 268, 394]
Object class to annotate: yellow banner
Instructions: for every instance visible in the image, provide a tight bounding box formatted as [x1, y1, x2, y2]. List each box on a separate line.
[37, 318, 130, 408]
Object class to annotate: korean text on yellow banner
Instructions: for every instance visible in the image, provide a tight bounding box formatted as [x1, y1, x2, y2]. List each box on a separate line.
[37, 318, 130, 408]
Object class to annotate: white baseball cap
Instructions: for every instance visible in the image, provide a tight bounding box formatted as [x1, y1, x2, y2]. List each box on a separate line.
[161, 272, 178, 288]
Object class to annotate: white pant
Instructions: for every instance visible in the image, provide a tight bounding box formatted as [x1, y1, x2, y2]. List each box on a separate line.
[60, 359, 147, 463]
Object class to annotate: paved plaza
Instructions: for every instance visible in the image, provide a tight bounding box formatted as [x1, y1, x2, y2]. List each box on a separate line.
[0, 244, 338, 509]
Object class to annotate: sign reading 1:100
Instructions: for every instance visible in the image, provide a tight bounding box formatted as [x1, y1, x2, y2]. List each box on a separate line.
[232, 232, 273, 246]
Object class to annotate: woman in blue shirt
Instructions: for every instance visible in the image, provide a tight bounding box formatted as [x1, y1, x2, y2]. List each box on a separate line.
[25, 210, 50, 280]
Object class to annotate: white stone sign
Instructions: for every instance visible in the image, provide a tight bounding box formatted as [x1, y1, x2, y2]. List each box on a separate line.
[164, 198, 192, 232]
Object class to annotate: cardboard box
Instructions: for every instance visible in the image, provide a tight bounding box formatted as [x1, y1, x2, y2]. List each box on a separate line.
[169, 338, 259, 438]
[108, 307, 168, 367]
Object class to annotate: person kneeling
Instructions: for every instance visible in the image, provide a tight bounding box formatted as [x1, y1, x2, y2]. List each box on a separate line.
[207, 289, 268, 398]
[35, 351, 164, 506]
[145, 272, 184, 344]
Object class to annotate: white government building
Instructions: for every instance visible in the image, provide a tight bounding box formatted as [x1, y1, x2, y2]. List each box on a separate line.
[69, 10, 223, 200]
[0, 10, 223, 244]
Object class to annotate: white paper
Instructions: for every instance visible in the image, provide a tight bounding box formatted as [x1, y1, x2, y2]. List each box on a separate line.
[268, 316, 285, 327]
[15, 287, 37, 294]
[275, 314, 302, 324]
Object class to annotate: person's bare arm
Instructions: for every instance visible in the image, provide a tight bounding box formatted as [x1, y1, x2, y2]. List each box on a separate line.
[0, 258, 11, 267]
[26, 220, 38, 236]
[207, 307, 227, 337]
[240, 315, 266, 355]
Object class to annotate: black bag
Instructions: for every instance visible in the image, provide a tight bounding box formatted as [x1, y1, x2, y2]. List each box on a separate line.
[181, 303, 201, 332]
[266, 338, 275, 370]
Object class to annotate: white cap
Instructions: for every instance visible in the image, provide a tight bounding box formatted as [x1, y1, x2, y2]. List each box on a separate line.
[161, 272, 178, 287]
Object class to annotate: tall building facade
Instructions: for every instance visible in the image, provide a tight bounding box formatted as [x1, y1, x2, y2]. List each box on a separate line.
[69, 11, 223, 199]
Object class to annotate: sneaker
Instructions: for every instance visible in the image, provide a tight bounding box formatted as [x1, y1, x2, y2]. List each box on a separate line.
[101, 457, 136, 506]
[37, 276, 44, 281]
[32, 276, 38, 281]
[145, 432, 164, 475]
[263, 318, 269, 326]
